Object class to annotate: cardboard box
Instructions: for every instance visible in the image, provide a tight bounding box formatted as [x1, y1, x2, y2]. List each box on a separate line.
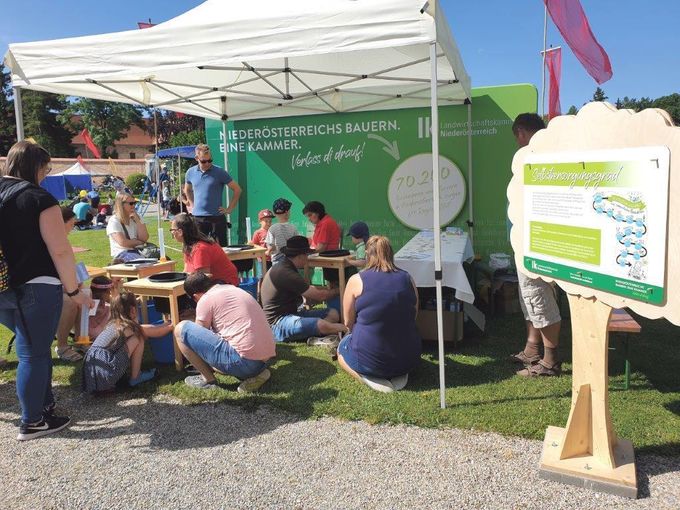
[494, 281, 521, 315]
[416, 310, 463, 344]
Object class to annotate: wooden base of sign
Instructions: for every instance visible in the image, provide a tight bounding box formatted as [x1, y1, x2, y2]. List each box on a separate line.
[538, 294, 637, 498]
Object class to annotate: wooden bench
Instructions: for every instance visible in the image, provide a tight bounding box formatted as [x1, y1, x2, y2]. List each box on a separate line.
[607, 308, 642, 390]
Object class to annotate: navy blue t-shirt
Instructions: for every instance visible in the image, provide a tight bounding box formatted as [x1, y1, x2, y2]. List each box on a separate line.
[348, 269, 421, 378]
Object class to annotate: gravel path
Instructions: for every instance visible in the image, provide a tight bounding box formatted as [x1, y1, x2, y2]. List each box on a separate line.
[0, 384, 678, 510]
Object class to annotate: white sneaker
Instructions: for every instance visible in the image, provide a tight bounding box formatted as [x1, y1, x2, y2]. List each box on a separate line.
[360, 375, 394, 393]
[307, 335, 340, 348]
[390, 374, 409, 391]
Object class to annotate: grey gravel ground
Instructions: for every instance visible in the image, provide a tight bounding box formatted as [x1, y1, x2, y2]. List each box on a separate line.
[0, 384, 678, 510]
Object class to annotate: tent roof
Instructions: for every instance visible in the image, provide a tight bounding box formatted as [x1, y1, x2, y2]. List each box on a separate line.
[5, 0, 470, 121]
[157, 146, 197, 159]
[54, 161, 109, 176]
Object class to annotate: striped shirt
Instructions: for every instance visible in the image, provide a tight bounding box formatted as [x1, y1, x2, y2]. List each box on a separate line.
[265, 222, 300, 264]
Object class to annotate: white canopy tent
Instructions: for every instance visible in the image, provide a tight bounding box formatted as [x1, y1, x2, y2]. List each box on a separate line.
[55, 160, 109, 177]
[6, 0, 473, 407]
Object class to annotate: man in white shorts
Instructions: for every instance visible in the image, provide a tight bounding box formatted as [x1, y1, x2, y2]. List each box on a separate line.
[510, 113, 562, 377]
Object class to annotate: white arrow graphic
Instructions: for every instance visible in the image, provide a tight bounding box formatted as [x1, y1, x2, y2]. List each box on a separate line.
[367, 134, 400, 161]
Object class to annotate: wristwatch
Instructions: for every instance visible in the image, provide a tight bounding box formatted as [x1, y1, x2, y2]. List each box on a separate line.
[66, 288, 80, 297]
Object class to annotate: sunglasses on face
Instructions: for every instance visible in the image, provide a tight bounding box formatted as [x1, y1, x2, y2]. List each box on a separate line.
[198, 158, 213, 164]
[125, 201, 137, 205]
[169, 228, 180, 232]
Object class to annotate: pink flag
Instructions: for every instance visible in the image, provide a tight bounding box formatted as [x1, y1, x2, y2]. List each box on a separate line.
[545, 47, 562, 119]
[544, 0, 612, 84]
[80, 129, 101, 159]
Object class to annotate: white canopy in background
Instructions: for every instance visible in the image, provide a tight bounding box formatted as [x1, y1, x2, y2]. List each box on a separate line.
[6, 0, 473, 408]
[5, 0, 470, 119]
[54, 161, 109, 177]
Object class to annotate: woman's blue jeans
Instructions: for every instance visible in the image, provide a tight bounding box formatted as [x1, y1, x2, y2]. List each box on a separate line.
[0, 283, 63, 424]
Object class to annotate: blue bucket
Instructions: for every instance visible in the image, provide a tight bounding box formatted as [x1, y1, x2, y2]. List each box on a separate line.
[148, 319, 175, 365]
[239, 277, 259, 300]
[137, 301, 162, 324]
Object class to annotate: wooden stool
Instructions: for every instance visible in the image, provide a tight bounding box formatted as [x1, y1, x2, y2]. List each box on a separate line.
[607, 309, 641, 390]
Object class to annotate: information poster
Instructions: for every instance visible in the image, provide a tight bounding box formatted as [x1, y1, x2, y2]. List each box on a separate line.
[523, 147, 670, 304]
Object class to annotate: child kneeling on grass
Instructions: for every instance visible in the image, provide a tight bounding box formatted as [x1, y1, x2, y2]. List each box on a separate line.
[82, 292, 173, 393]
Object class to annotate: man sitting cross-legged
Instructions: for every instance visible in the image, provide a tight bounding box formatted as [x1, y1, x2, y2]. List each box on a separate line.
[174, 271, 275, 392]
[260, 236, 347, 346]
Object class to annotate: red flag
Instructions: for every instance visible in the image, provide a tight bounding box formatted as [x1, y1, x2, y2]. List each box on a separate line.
[80, 129, 101, 159]
[545, 47, 562, 119]
[137, 22, 156, 29]
[544, 0, 612, 84]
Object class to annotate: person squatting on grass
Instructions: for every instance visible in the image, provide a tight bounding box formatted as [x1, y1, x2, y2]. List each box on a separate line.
[337, 236, 422, 393]
[174, 271, 275, 392]
[0, 140, 92, 441]
[82, 292, 173, 394]
[260, 236, 347, 346]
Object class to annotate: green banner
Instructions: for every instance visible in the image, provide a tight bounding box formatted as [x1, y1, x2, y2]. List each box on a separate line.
[524, 256, 663, 304]
[207, 84, 536, 257]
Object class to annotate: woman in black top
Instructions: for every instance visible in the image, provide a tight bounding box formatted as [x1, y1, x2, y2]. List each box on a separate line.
[0, 141, 90, 441]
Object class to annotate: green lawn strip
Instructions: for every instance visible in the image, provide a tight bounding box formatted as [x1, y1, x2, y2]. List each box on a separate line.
[0, 227, 677, 455]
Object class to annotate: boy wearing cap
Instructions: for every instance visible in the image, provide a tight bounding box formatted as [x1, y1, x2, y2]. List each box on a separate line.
[251, 208, 274, 254]
[347, 221, 369, 268]
[266, 198, 300, 265]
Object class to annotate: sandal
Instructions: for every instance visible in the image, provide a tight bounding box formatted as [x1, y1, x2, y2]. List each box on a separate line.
[54, 346, 83, 362]
[508, 350, 541, 365]
[517, 360, 561, 377]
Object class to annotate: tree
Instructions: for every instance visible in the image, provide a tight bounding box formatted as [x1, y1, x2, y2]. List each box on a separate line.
[169, 129, 205, 148]
[567, 105, 578, 115]
[592, 87, 608, 102]
[147, 109, 204, 148]
[62, 98, 143, 157]
[0, 64, 15, 154]
[653, 93, 680, 125]
[21, 90, 74, 157]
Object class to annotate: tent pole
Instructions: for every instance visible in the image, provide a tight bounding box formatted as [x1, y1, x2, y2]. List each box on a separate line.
[13, 87, 24, 141]
[429, 42, 446, 410]
[153, 108, 166, 259]
[466, 101, 474, 245]
[178, 153, 183, 213]
[220, 96, 231, 244]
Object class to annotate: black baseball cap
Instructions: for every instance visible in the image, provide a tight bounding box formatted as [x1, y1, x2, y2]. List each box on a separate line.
[347, 221, 369, 241]
[272, 198, 292, 214]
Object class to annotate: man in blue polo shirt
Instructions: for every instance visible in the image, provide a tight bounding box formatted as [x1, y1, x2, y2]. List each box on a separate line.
[183, 143, 242, 246]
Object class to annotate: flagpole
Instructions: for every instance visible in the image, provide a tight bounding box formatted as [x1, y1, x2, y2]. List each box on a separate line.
[541, 5, 547, 117]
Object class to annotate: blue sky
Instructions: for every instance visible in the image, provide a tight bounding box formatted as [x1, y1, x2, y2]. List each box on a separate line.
[2, 0, 678, 112]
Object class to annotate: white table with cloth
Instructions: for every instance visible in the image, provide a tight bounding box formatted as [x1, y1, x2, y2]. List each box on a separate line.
[395, 230, 475, 303]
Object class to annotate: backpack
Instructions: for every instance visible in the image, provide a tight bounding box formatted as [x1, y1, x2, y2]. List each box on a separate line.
[0, 178, 33, 293]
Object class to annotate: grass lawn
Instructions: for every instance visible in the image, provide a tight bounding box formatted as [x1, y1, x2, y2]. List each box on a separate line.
[1, 223, 679, 456]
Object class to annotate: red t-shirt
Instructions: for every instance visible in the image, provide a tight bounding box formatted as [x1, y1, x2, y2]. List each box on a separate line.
[252, 228, 268, 248]
[311, 214, 341, 251]
[251, 227, 270, 261]
[184, 241, 239, 285]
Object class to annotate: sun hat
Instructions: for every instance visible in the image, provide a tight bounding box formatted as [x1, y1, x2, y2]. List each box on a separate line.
[258, 209, 275, 220]
[79, 190, 88, 198]
[280, 236, 315, 257]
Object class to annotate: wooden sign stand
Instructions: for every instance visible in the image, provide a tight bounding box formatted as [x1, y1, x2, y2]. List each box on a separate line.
[538, 294, 636, 498]
[507, 102, 680, 499]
